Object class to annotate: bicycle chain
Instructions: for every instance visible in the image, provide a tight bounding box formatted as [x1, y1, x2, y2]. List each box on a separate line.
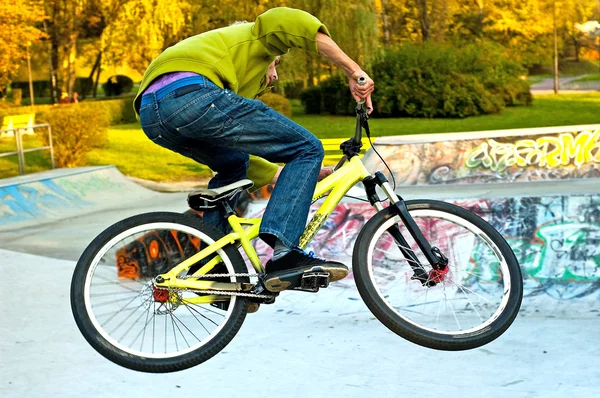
[178, 273, 260, 279]
[159, 273, 273, 299]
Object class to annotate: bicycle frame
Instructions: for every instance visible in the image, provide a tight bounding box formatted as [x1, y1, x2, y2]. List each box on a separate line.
[154, 93, 447, 298]
[153, 156, 372, 295]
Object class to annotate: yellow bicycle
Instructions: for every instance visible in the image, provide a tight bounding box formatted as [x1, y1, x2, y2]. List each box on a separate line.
[71, 85, 523, 373]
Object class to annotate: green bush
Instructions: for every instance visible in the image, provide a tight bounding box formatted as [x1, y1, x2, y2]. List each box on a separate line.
[102, 75, 134, 96]
[320, 76, 355, 115]
[371, 42, 531, 118]
[0, 97, 136, 126]
[37, 105, 110, 167]
[299, 86, 322, 114]
[259, 92, 292, 117]
[82, 98, 137, 125]
[282, 80, 305, 99]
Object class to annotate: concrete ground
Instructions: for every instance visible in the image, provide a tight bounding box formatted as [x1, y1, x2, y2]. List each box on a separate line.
[1, 249, 598, 398]
[2, 168, 599, 397]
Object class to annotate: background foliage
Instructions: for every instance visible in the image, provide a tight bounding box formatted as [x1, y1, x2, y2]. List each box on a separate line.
[3, 0, 599, 102]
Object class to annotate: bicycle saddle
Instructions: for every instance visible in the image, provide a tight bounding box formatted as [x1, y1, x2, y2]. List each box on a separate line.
[188, 179, 254, 210]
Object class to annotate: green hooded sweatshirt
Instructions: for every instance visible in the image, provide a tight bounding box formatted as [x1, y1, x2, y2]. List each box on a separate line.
[134, 7, 330, 189]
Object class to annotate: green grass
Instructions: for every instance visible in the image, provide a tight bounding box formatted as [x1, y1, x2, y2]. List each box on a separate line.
[294, 93, 600, 138]
[0, 135, 53, 178]
[2, 93, 599, 181]
[85, 124, 212, 182]
[572, 74, 600, 83]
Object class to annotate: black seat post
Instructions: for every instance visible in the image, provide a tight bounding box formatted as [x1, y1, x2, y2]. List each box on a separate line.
[222, 200, 236, 218]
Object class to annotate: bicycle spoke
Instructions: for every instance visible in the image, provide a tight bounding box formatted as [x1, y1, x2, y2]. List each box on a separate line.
[119, 305, 150, 342]
[445, 279, 494, 304]
[171, 313, 195, 347]
[184, 305, 211, 335]
[181, 299, 227, 317]
[452, 280, 485, 323]
[185, 303, 220, 327]
[163, 313, 168, 354]
[152, 302, 156, 354]
[93, 273, 147, 288]
[136, 305, 154, 351]
[90, 290, 140, 298]
[99, 294, 143, 326]
[442, 281, 462, 330]
[108, 300, 147, 335]
[95, 306, 143, 319]
[169, 313, 182, 350]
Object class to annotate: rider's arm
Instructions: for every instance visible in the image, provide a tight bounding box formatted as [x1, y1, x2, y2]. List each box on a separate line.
[316, 32, 375, 111]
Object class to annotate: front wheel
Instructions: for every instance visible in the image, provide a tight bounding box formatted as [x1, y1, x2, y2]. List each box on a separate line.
[353, 200, 523, 350]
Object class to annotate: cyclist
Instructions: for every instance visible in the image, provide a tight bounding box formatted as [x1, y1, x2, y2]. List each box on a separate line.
[134, 7, 375, 291]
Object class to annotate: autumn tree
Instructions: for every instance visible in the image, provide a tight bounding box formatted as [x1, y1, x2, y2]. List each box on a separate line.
[0, 0, 46, 98]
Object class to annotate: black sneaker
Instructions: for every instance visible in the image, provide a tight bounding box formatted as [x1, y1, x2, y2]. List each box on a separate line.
[264, 249, 348, 292]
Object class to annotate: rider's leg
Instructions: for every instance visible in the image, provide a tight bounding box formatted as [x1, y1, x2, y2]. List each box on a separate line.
[187, 145, 249, 235]
[142, 84, 347, 290]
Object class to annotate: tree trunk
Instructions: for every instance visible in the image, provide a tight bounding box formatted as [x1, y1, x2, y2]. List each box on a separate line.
[306, 53, 315, 87]
[476, 0, 484, 36]
[381, 0, 390, 46]
[82, 52, 102, 99]
[93, 52, 102, 98]
[67, 2, 78, 97]
[416, 0, 430, 42]
[43, 18, 60, 104]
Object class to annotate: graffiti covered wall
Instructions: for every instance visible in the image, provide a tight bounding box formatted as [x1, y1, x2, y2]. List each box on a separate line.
[246, 194, 600, 301]
[364, 125, 600, 185]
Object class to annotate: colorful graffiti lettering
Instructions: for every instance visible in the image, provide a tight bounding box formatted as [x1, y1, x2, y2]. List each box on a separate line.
[467, 130, 600, 172]
[363, 126, 600, 186]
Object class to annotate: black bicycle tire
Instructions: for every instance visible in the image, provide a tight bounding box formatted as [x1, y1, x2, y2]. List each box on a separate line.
[70, 211, 249, 372]
[352, 200, 523, 351]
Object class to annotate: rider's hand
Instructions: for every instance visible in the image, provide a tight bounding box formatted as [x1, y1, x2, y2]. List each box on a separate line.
[318, 166, 333, 181]
[349, 70, 374, 114]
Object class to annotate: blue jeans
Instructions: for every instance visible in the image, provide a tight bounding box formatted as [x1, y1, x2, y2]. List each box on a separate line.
[139, 76, 324, 249]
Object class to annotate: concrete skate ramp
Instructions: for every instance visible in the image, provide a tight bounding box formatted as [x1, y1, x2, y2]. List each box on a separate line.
[0, 166, 159, 229]
[0, 166, 189, 259]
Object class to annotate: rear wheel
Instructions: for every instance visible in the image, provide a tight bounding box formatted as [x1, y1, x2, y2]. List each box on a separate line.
[70, 212, 249, 372]
[353, 200, 523, 350]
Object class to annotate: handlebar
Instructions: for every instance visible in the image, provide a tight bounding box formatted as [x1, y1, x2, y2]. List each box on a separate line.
[353, 76, 368, 145]
[335, 76, 370, 170]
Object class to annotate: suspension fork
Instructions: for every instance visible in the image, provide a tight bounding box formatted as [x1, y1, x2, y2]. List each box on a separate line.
[363, 172, 448, 286]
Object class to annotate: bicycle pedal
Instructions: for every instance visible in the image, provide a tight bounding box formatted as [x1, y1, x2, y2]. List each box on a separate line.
[297, 272, 330, 292]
